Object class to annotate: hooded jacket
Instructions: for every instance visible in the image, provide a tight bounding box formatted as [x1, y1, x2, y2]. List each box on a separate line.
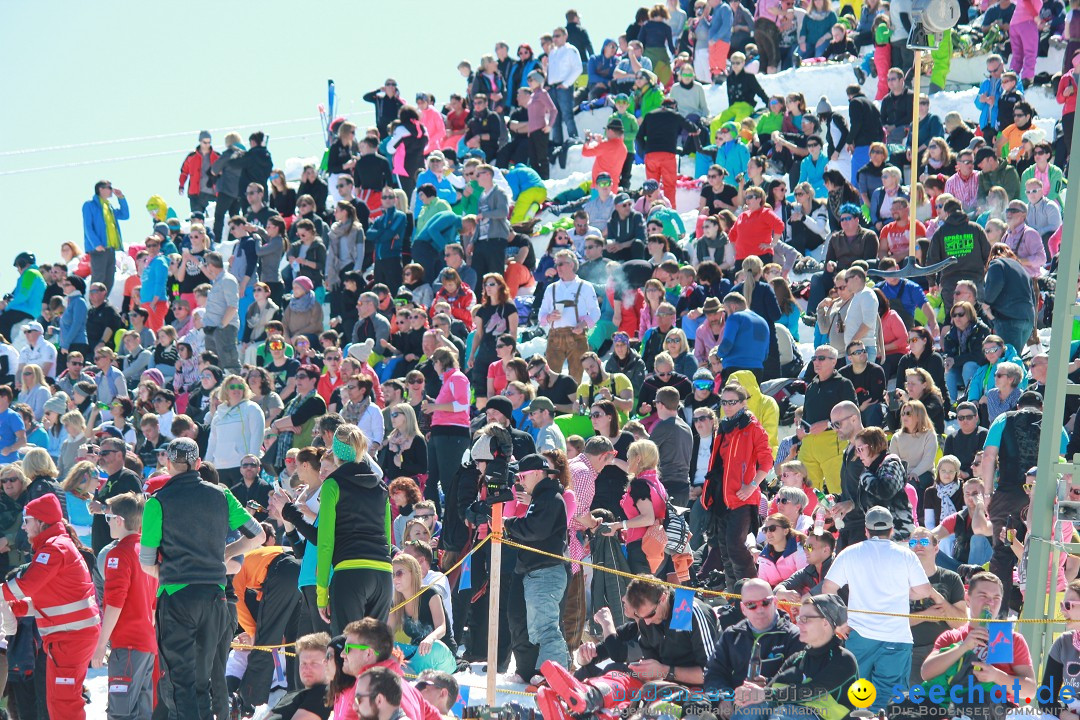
[210, 145, 246, 198]
[702, 410, 773, 512]
[926, 211, 992, 286]
[587, 40, 619, 87]
[316, 459, 392, 606]
[966, 343, 1028, 403]
[730, 370, 779, 451]
[504, 476, 568, 574]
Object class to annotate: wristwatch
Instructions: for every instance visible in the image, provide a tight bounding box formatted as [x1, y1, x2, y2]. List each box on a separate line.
[665, 665, 676, 682]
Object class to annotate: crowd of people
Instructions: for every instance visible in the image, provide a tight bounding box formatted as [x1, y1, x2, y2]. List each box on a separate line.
[0, 0, 1077, 718]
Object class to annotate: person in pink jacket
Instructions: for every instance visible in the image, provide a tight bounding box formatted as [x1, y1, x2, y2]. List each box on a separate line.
[755, 512, 809, 587]
[1011, 0, 1044, 81]
[417, 94, 447, 154]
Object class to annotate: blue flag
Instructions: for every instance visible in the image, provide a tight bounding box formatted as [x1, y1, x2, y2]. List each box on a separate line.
[452, 685, 470, 717]
[459, 554, 471, 591]
[671, 588, 695, 631]
[986, 622, 1014, 664]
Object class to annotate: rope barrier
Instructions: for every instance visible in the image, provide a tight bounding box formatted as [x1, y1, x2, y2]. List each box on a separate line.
[494, 535, 1062, 624]
[391, 535, 491, 613]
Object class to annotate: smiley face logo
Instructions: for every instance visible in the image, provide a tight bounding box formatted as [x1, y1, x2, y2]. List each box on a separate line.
[848, 679, 876, 709]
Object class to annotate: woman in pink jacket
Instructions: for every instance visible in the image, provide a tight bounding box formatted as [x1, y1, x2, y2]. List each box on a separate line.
[755, 512, 808, 587]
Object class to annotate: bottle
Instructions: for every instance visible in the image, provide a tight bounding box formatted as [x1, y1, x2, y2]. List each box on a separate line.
[748, 641, 763, 681]
[814, 507, 826, 535]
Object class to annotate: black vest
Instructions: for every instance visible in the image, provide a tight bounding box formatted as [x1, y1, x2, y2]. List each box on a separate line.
[997, 408, 1042, 494]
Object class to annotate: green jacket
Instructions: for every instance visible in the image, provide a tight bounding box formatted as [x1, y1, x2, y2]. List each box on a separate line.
[613, 110, 639, 153]
[1020, 163, 1067, 207]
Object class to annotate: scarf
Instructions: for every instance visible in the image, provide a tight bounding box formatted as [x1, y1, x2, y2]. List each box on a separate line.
[696, 232, 728, 263]
[289, 290, 317, 314]
[343, 395, 372, 426]
[935, 481, 961, 519]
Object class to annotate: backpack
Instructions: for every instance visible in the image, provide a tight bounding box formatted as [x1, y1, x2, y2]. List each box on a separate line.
[663, 496, 692, 555]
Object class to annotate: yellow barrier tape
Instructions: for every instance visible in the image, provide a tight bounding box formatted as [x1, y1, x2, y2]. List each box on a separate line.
[391, 535, 492, 613]
[494, 534, 1060, 624]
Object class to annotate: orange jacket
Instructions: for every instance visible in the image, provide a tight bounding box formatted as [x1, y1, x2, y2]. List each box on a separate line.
[179, 148, 220, 197]
[702, 413, 773, 512]
[233, 546, 288, 637]
[581, 137, 629, 187]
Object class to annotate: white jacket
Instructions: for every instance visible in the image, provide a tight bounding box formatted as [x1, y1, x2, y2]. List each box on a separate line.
[206, 400, 265, 470]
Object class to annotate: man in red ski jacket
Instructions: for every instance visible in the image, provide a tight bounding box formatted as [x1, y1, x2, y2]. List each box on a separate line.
[3, 494, 100, 719]
[178, 131, 220, 214]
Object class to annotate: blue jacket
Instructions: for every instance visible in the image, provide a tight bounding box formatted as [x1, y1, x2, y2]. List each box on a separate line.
[81, 196, 130, 253]
[368, 206, 407, 260]
[716, 140, 750, 187]
[800, 154, 829, 198]
[414, 211, 462, 251]
[139, 254, 170, 304]
[504, 164, 545, 199]
[59, 293, 88, 350]
[975, 77, 1023, 130]
[716, 309, 769, 369]
[415, 169, 458, 207]
[587, 40, 619, 87]
[8, 267, 45, 318]
[709, 3, 734, 42]
[967, 343, 1028, 402]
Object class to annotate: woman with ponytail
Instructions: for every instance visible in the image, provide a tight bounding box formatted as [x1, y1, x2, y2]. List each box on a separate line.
[315, 424, 393, 633]
[739, 256, 784, 378]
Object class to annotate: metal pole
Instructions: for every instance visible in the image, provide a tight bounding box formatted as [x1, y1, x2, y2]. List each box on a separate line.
[1019, 103, 1080, 668]
[908, 50, 923, 255]
[487, 503, 505, 707]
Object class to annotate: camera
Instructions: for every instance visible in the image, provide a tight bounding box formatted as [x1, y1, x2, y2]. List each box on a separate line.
[472, 425, 516, 505]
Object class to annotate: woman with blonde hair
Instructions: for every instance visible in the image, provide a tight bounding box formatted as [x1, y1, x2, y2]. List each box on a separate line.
[21, 446, 66, 517]
[315, 423, 392, 633]
[18, 364, 50, 421]
[60, 241, 84, 274]
[60, 460, 98, 545]
[206, 374, 266, 486]
[663, 328, 697, 377]
[607, 439, 668, 575]
[379, 403, 428, 482]
[389, 552, 455, 673]
[889, 399, 939, 492]
[0, 465, 26, 567]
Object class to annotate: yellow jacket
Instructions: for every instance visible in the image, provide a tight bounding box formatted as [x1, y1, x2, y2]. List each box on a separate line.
[729, 370, 780, 452]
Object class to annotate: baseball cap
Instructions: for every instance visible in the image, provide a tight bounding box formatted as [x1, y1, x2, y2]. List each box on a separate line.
[642, 179, 659, 193]
[517, 454, 548, 473]
[864, 505, 893, 531]
[166, 438, 200, 466]
[21, 321, 43, 334]
[613, 193, 631, 205]
[613, 93, 630, 103]
[975, 147, 997, 165]
[528, 397, 556, 414]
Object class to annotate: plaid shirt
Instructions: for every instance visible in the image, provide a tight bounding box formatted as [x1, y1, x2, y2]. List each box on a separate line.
[567, 455, 598, 573]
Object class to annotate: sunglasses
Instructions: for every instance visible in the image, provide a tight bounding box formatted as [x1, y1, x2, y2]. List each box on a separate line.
[763, 525, 782, 533]
[984, 345, 1002, 353]
[241, 463, 260, 469]
[390, 412, 403, 419]
[811, 355, 834, 362]
[839, 215, 857, 222]
[741, 597, 774, 610]
[848, 349, 866, 356]
[908, 537, 932, 548]
[957, 413, 977, 421]
[1065, 600, 1080, 610]
[720, 398, 741, 406]
[226, 383, 246, 391]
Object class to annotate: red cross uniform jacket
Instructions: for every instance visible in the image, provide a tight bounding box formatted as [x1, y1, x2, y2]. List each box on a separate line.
[3, 523, 99, 639]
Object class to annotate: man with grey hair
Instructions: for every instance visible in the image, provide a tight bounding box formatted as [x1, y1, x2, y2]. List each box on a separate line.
[201, 251, 241, 374]
[352, 292, 390, 348]
[538, 249, 599, 382]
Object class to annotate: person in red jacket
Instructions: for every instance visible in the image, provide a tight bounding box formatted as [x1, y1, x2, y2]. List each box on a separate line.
[178, 131, 220, 214]
[581, 118, 629, 188]
[344, 617, 445, 720]
[91, 492, 156, 720]
[728, 186, 786, 264]
[702, 382, 774, 590]
[3, 494, 100, 720]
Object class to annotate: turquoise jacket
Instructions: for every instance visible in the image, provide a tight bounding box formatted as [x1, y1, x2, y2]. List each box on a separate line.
[966, 343, 1028, 402]
[716, 140, 751, 189]
[8, 267, 45, 318]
